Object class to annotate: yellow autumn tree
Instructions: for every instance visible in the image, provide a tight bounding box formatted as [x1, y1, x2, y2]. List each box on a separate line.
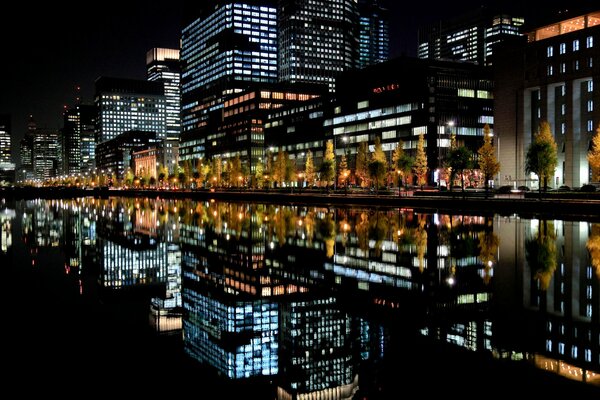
[587, 124, 600, 181]
[413, 134, 428, 188]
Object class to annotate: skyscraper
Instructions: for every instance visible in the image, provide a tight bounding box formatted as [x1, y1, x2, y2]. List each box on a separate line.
[33, 129, 60, 181]
[19, 115, 37, 181]
[278, 0, 358, 91]
[94, 77, 166, 144]
[417, 6, 524, 66]
[0, 114, 10, 164]
[181, 1, 278, 133]
[147, 48, 181, 140]
[63, 104, 96, 175]
[357, 0, 390, 69]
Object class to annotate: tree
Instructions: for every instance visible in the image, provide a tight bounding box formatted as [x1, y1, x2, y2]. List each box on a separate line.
[356, 142, 370, 188]
[413, 134, 428, 188]
[525, 219, 557, 290]
[392, 140, 413, 188]
[254, 157, 264, 189]
[212, 157, 222, 187]
[448, 146, 472, 192]
[587, 124, 600, 181]
[368, 137, 387, 195]
[157, 164, 168, 187]
[320, 140, 336, 187]
[125, 168, 134, 187]
[526, 121, 558, 193]
[477, 124, 500, 198]
[304, 150, 316, 187]
[265, 150, 274, 189]
[230, 155, 243, 187]
[338, 154, 350, 189]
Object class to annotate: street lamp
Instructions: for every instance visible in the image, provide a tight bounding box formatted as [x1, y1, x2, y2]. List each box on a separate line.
[298, 172, 304, 193]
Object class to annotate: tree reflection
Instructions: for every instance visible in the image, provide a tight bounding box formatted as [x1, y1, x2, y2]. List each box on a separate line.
[318, 212, 336, 258]
[525, 219, 557, 290]
[368, 210, 389, 257]
[414, 214, 428, 273]
[478, 217, 499, 285]
[586, 223, 600, 280]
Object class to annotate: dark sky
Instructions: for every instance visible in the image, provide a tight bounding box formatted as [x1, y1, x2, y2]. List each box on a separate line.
[0, 0, 579, 163]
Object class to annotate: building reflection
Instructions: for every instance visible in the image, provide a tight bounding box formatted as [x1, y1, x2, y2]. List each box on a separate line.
[0, 202, 15, 254]
[6, 197, 598, 390]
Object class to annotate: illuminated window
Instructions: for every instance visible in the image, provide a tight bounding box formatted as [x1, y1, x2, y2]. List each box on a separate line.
[573, 39, 580, 51]
[588, 100, 594, 112]
[547, 45, 554, 57]
[588, 80, 594, 92]
[587, 36, 594, 48]
[547, 65, 554, 76]
[559, 43, 566, 54]
[589, 120, 594, 132]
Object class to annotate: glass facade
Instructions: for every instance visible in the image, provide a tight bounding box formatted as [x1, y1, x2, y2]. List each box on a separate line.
[0, 114, 10, 165]
[62, 105, 96, 175]
[95, 77, 166, 144]
[181, 2, 278, 132]
[279, 0, 358, 92]
[147, 48, 181, 140]
[357, 0, 390, 69]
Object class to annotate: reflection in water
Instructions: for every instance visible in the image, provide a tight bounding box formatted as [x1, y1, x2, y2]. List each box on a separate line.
[3, 198, 599, 392]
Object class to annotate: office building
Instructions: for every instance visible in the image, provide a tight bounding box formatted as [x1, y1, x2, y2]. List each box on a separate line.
[0, 114, 10, 164]
[0, 114, 15, 184]
[494, 9, 600, 189]
[94, 77, 166, 144]
[278, 0, 358, 91]
[33, 129, 60, 181]
[181, 1, 278, 133]
[332, 56, 494, 186]
[95, 130, 158, 179]
[357, 0, 390, 69]
[62, 104, 96, 175]
[180, 83, 322, 172]
[18, 115, 37, 181]
[418, 7, 524, 66]
[147, 48, 181, 140]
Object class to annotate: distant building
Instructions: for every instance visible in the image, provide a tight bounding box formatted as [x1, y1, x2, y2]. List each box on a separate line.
[147, 48, 181, 140]
[132, 139, 179, 181]
[33, 129, 60, 181]
[0, 114, 10, 164]
[278, 0, 358, 91]
[95, 130, 159, 180]
[357, 0, 390, 69]
[94, 77, 166, 144]
[62, 104, 96, 175]
[418, 6, 524, 66]
[18, 115, 36, 181]
[0, 114, 15, 184]
[494, 9, 600, 189]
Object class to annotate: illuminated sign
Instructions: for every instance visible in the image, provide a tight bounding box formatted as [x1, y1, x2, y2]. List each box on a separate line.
[373, 83, 400, 94]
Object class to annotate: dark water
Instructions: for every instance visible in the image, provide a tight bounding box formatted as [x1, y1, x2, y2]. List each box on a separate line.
[1, 197, 598, 397]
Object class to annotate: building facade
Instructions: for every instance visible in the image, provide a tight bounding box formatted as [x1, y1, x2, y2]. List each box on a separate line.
[278, 0, 358, 91]
[18, 115, 37, 181]
[33, 129, 60, 181]
[94, 77, 166, 144]
[357, 0, 390, 69]
[418, 7, 524, 66]
[332, 57, 494, 186]
[181, 1, 278, 133]
[95, 130, 158, 180]
[147, 48, 181, 140]
[494, 10, 600, 189]
[62, 104, 96, 175]
[0, 114, 15, 184]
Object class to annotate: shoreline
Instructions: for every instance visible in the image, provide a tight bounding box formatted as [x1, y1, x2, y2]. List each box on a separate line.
[2, 186, 600, 220]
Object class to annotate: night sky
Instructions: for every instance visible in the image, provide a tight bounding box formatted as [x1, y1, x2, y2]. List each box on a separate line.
[0, 0, 578, 163]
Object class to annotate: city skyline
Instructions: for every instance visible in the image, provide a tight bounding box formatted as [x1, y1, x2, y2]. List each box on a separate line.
[0, 0, 562, 164]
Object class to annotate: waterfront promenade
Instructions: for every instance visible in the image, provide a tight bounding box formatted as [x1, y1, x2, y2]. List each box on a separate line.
[2, 186, 600, 219]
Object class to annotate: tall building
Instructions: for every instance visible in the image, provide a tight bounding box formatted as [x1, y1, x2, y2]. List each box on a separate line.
[33, 129, 60, 181]
[418, 7, 524, 66]
[0, 114, 15, 184]
[357, 0, 390, 69]
[19, 115, 36, 181]
[494, 9, 600, 189]
[181, 1, 278, 133]
[94, 77, 166, 144]
[147, 48, 181, 140]
[62, 104, 96, 175]
[278, 0, 358, 91]
[0, 114, 10, 164]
